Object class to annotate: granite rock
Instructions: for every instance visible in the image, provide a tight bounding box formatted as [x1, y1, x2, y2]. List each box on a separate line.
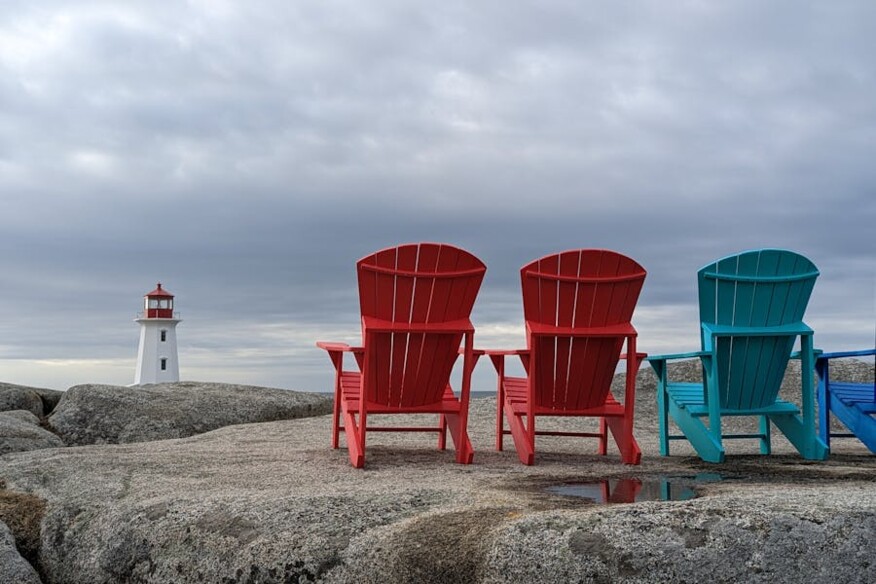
[0, 410, 64, 455]
[0, 383, 46, 418]
[47, 381, 333, 445]
[0, 360, 871, 583]
[0, 520, 42, 584]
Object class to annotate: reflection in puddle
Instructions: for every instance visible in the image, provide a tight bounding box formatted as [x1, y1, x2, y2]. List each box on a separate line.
[546, 474, 724, 503]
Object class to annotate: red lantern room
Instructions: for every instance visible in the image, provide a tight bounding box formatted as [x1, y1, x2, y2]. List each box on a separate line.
[144, 283, 175, 318]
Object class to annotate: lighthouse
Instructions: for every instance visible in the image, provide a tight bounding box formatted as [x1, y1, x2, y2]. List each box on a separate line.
[134, 283, 181, 385]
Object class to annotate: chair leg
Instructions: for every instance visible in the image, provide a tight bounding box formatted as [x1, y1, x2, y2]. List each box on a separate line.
[496, 380, 505, 451]
[597, 417, 608, 455]
[438, 414, 448, 450]
[827, 394, 876, 453]
[330, 366, 344, 449]
[657, 380, 670, 456]
[331, 398, 341, 449]
[816, 361, 831, 449]
[505, 402, 535, 465]
[798, 334, 826, 459]
[605, 417, 642, 465]
[443, 412, 474, 464]
[759, 415, 771, 454]
[769, 412, 828, 460]
[343, 408, 365, 468]
[668, 401, 725, 463]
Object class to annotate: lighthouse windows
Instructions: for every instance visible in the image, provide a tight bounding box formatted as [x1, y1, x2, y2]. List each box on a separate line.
[160, 358, 167, 371]
[160, 330, 167, 342]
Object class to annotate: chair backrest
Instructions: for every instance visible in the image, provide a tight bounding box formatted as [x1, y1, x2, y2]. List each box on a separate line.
[698, 249, 819, 409]
[357, 243, 486, 407]
[521, 249, 646, 410]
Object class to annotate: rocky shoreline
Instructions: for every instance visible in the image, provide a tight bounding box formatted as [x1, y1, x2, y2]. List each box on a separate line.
[0, 360, 873, 583]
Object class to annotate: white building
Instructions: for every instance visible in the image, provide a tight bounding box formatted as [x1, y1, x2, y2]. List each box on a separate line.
[134, 283, 181, 385]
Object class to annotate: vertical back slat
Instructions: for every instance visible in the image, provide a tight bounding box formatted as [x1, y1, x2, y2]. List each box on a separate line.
[370, 248, 399, 404]
[554, 251, 580, 408]
[536, 254, 560, 406]
[389, 246, 418, 407]
[419, 246, 460, 402]
[712, 255, 737, 406]
[598, 252, 624, 326]
[755, 250, 787, 409]
[404, 245, 439, 404]
[733, 251, 766, 409]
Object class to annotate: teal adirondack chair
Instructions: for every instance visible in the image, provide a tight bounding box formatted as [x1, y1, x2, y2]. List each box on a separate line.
[648, 249, 828, 463]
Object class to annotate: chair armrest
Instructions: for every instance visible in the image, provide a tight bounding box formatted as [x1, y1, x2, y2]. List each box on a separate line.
[647, 351, 711, 384]
[315, 341, 364, 354]
[481, 348, 529, 373]
[815, 348, 876, 361]
[482, 349, 528, 356]
[646, 350, 709, 363]
[459, 348, 486, 356]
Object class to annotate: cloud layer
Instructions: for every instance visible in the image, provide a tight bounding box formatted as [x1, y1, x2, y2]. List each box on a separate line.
[1, 1, 873, 391]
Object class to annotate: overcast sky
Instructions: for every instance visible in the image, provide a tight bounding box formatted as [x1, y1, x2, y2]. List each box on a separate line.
[1, 1, 873, 392]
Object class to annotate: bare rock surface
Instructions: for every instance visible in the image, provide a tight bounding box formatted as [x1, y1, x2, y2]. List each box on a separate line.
[0, 520, 42, 584]
[0, 411, 65, 455]
[0, 360, 871, 583]
[47, 381, 333, 445]
[0, 383, 61, 418]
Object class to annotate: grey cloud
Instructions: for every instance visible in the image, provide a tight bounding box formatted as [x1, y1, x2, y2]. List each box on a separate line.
[0, 1, 874, 391]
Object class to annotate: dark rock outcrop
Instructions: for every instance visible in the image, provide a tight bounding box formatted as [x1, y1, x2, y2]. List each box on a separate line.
[47, 381, 333, 445]
[0, 411, 64, 455]
[0, 484, 45, 584]
[0, 383, 64, 419]
[0, 521, 41, 584]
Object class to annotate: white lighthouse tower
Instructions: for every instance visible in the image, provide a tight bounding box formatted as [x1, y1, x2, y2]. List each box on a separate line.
[134, 283, 181, 385]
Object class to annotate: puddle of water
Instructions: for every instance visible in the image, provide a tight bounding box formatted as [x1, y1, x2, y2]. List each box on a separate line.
[545, 474, 724, 504]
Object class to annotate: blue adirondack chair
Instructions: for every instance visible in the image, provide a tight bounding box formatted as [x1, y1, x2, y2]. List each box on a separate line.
[647, 249, 828, 463]
[817, 349, 876, 453]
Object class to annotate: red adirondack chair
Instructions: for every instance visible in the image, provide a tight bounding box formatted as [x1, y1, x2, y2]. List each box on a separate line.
[486, 249, 647, 465]
[316, 243, 486, 468]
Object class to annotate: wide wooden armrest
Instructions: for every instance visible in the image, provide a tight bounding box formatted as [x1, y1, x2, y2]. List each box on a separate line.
[459, 348, 486, 356]
[703, 323, 813, 337]
[315, 341, 364, 354]
[527, 322, 636, 338]
[646, 350, 709, 362]
[481, 349, 529, 373]
[815, 348, 876, 361]
[361, 316, 474, 334]
[482, 349, 528, 356]
[790, 348, 823, 360]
